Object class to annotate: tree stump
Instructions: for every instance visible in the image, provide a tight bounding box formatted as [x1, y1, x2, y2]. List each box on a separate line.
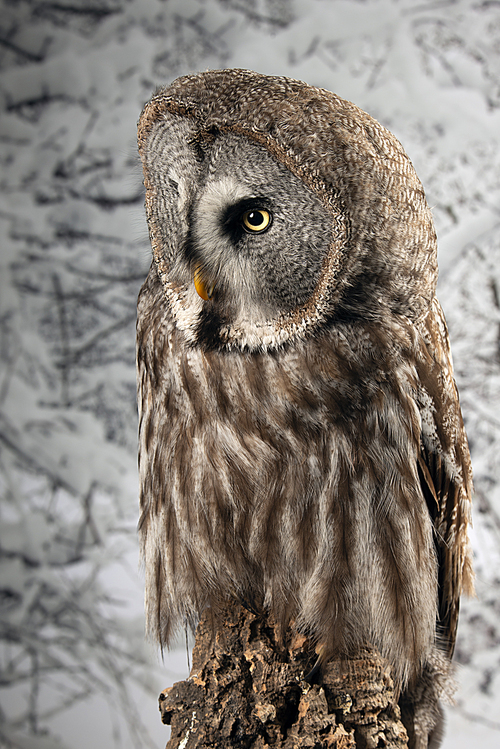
[159, 604, 409, 748]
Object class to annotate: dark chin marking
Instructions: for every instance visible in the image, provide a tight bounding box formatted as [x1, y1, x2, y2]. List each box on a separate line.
[195, 307, 225, 350]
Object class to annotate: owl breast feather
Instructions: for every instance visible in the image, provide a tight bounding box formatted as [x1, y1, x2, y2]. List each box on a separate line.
[137, 268, 438, 689]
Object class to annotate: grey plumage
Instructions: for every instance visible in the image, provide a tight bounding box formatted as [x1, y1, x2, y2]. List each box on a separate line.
[136, 69, 474, 748]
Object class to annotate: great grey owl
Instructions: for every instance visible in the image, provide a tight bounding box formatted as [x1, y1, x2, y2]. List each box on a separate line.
[136, 69, 474, 747]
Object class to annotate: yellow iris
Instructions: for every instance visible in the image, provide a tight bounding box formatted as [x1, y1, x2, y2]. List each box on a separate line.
[242, 209, 271, 233]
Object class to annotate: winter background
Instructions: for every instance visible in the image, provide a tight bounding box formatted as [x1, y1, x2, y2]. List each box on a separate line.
[1, 0, 500, 747]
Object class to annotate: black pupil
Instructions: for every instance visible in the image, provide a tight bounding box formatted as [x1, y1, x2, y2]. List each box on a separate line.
[247, 211, 263, 226]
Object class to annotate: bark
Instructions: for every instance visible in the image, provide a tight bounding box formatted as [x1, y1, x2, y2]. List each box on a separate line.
[158, 604, 409, 749]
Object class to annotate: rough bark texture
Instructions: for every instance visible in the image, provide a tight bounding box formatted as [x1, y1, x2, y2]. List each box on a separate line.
[159, 604, 409, 748]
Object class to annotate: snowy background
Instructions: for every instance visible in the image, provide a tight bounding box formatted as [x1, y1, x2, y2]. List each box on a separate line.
[1, 0, 500, 747]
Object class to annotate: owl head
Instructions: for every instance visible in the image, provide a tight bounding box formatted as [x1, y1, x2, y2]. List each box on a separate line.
[138, 69, 437, 351]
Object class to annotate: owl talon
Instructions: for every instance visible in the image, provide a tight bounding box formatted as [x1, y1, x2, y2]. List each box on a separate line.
[305, 656, 322, 683]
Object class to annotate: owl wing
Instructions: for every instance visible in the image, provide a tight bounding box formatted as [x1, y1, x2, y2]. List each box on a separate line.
[416, 297, 474, 658]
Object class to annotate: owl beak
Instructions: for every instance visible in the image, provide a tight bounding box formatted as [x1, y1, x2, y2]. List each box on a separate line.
[193, 264, 215, 301]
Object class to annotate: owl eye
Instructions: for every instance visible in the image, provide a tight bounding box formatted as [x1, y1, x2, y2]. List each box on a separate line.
[241, 208, 272, 233]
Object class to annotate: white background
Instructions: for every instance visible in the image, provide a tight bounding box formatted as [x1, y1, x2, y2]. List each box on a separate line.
[1, 1, 500, 747]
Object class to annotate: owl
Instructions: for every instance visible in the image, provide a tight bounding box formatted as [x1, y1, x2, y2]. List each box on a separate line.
[136, 69, 474, 747]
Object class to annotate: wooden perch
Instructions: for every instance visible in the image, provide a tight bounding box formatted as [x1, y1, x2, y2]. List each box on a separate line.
[159, 604, 409, 748]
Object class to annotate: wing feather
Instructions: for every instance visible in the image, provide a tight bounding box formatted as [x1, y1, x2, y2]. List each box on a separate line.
[416, 298, 474, 657]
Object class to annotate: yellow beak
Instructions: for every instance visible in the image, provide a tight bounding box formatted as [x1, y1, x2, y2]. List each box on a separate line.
[193, 265, 215, 301]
